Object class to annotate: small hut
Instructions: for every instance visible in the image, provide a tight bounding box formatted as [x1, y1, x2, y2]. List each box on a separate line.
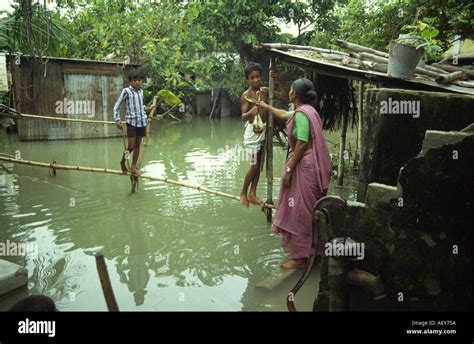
[3, 54, 137, 141]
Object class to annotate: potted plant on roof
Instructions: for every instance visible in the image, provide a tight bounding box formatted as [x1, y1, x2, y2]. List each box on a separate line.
[388, 17, 442, 78]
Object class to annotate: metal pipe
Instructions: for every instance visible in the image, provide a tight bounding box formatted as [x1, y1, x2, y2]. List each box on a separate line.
[327, 254, 387, 312]
[347, 269, 387, 300]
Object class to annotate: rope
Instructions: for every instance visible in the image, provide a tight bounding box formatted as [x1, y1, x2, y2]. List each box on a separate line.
[0, 105, 162, 125]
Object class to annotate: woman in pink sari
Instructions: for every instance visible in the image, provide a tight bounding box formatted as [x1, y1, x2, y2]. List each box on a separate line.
[258, 78, 332, 269]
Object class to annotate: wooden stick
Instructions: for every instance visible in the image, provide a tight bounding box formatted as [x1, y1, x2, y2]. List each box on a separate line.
[15, 112, 119, 124]
[144, 99, 156, 147]
[421, 64, 449, 75]
[337, 98, 348, 187]
[0, 152, 16, 158]
[95, 252, 120, 312]
[365, 63, 474, 88]
[451, 80, 474, 88]
[358, 52, 388, 64]
[209, 89, 221, 119]
[336, 40, 389, 58]
[0, 155, 275, 209]
[436, 71, 465, 84]
[266, 58, 275, 220]
[160, 103, 179, 119]
[432, 63, 474, 79]
[353, 52, 451, 80]
[357, 81, 364, 155]
[367, 62, 388, 73]
[0, 164, 12, 174]
[261, 43, 348, 56]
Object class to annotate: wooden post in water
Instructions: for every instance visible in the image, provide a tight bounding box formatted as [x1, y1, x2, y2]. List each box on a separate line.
[337, 91, 348, 187]
[95, 252, 119, 312]
[266, 58, 275, 221]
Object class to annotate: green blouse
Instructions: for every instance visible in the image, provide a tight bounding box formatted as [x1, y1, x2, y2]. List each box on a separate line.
[286, 111, 310, 142]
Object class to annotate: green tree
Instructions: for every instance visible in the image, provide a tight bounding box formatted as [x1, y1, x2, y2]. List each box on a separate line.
[335, 0, 474, 52]
[0, 0, 71, 58]
[58, 0, 218, 97]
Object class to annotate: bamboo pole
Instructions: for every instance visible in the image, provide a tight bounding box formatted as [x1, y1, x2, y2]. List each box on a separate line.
[266, 58, 275, 221]
[432, 63, 474, 79]
[351, 53, 454, 80]
[337, 96, 349, 187]
[12, 112, 119, 124]
[0, 109, 162, 125]
[95, 252, 120, 312]
[261, 43, 349, 56]
[336, 39, 389, 58]
[451, 80, 474, 88]
[144, 96, 158, 147]
[358, 52, 387, 64]
[161, 103, 180, 121]
[0, 155, 275, 209]
[436, 71, 465, 84]
[357, 81, 364, 155]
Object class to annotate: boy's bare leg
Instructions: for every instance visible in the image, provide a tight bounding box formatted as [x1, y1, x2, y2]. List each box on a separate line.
[121, 136, 137, 175]
[131, 136, 142, 176]
[120, 152, 129, 175]
[240, 154, 259, 208]
[120, 136, 135, 175]
[248, 149, 264, 205]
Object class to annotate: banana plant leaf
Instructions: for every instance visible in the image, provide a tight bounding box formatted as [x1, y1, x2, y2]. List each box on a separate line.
[156, 90, 181, 107]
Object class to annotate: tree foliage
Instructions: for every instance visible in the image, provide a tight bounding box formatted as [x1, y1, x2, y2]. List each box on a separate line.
[334, 0, 474, 52]
[1, 0, 472, 108]
[0, 0, 71, 57]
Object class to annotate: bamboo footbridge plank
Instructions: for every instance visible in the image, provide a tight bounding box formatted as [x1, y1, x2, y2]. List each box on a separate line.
[0, 155, 275, 209]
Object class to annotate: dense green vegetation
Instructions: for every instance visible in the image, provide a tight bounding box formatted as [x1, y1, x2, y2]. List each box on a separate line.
[1, 0, 473, 108]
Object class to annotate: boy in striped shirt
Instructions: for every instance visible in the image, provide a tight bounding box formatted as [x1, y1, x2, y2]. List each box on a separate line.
[114, 69, 155, 176]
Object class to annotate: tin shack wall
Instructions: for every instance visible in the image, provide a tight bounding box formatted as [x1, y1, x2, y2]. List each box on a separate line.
[10, 57, 132, 141]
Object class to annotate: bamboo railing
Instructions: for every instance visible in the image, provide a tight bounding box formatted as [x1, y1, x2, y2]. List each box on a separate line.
[0, 155, 275, 209]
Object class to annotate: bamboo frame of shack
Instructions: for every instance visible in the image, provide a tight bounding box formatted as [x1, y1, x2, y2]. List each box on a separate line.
[337, 96, 349, 187]
[265, 58, 275, 221]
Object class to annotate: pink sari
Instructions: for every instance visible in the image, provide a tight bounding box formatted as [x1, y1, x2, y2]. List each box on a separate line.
[272, 104, 332, 259]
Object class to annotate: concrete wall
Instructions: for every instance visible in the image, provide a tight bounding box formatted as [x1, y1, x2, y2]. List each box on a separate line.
[357, 88, 474, 201]
[334, 126, 473, 311]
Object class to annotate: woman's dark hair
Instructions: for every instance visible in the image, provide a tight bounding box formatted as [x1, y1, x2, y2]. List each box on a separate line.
[292, 78, 317, 104]
[244, 62, 262, 79]
[128, 69, 141, 81]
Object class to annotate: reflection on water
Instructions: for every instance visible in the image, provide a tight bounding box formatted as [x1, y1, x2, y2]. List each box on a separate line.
[0, 117, 358, 311]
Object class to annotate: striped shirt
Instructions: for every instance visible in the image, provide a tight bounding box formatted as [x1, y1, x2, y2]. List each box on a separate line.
[113, 86, 147, 127]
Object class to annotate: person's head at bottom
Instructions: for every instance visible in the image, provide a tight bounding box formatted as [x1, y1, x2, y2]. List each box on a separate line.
[9, 295, 58, 312]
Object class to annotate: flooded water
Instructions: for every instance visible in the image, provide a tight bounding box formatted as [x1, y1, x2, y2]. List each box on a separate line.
[0, 117, 357, 311]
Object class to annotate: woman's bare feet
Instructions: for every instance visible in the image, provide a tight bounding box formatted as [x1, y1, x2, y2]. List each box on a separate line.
[280, 259, 306, 270]
[120, 160, 128, 175]
[131, 166, 141, 176]
[247, 193, 264, 206]
[240, 193, 249, 208]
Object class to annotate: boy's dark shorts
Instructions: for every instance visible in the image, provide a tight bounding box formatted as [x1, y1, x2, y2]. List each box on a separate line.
[127, 124, 146, 138]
